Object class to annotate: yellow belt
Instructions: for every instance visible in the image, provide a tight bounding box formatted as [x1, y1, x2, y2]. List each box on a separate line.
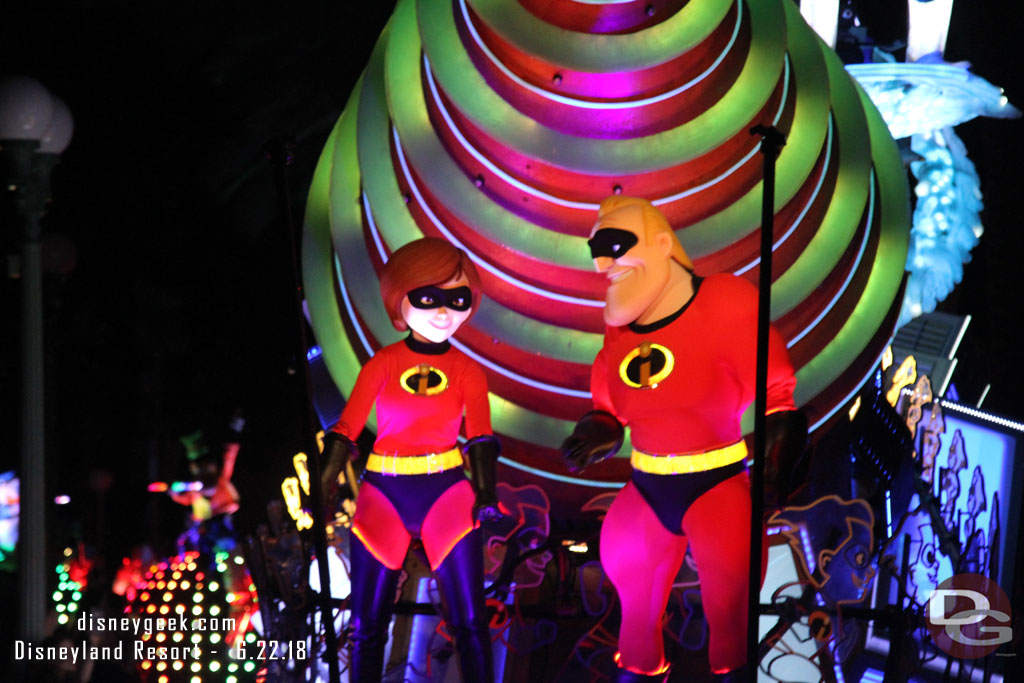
[365, 448, 463, 476]
[630, 441, 747, 475]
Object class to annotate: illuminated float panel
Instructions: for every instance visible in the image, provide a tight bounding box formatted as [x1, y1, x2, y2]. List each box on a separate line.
[863, 398, 1023, 679]
[127, 552, 260, 682]
[303, 0, 910, 492]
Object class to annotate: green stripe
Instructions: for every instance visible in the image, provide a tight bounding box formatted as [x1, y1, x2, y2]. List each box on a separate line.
[737, 27, 909, 431]
[769, 13, 872, 316]
[360, 11, 604, 363]
[389, 0, 592, 269]
[302, 77, 376, 429]
[307, 15, 599, 447]
[469, 299, 603, 363]
[680, 0, 830, 257]
[417, 0, 787, 173]
[469, 0, 733, 72]
[358, 21, 425, 254]
[785, 76, 909, 414]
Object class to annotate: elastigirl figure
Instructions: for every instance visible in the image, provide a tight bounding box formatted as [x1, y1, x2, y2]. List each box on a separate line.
[562, 197, 806, 682]
[320, 237, 501, 683]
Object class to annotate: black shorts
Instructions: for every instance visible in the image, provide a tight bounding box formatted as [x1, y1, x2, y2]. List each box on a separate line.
[631, 461, 746, 536]
[361, 467, 466, 537]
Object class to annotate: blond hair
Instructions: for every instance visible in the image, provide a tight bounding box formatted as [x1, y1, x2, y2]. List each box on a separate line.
[597, 196, 693, 270]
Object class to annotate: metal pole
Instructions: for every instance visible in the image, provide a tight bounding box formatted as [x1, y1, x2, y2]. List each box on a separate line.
[3, 139, 52, 643]
[21, 227, 45, 638]
[265, 137, 341, 683]
[747, 124, 785, 683]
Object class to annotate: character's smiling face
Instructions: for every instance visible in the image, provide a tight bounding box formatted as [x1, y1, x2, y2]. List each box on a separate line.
[820, 520, 876, 604]
[400, 273, 473, 343]
[589, 204, 673, 327]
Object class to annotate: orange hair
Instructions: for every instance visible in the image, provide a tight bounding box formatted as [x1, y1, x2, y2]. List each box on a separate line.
[380, 237, 483, 331]
[597, 196, 693, 271]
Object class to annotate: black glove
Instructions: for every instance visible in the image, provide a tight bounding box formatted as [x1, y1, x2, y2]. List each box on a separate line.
[321, 431, 357, 517]
[463, 434, 503, 523]
[561, 410, 624, 473]
[763, 410, 808, 512]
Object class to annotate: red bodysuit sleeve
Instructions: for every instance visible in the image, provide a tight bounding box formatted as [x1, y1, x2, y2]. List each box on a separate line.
[766, 322, 797, 414]
[461, 358, 492, 439]
[332, 354, 387, 445]
[716, 274, 797, 417]
[590, 346, 624, 422]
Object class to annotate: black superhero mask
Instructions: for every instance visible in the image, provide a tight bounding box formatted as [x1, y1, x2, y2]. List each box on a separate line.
[588, 228, 640, 260]
[406, 285, 473, 311]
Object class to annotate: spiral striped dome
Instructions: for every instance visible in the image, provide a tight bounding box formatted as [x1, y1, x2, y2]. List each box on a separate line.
[303, 0, 910, 488]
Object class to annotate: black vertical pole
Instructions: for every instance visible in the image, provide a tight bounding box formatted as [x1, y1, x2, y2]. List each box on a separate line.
[3, 140, 57, 646]
[747, 124, 785, 683]
[265, 136, 341, 683]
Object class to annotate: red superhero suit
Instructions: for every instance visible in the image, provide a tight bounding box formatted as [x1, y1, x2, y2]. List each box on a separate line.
[322, 237, 499, 683]
[592, 273, 795, 454]
[593, 273, 795, 675]
[332, 336, 489, 569]
[562, 196, 805, 683]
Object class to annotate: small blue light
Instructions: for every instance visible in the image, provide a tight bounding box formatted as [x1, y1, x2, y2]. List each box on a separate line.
[800, 527, 816, 574]
[861, 667, 885, 683]
[946, 383, 960, 402]
[306, 346, 322, 361]
[885, 490, 893, 538]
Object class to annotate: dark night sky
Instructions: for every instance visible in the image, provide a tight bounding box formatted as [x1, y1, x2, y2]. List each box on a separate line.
[1, 1, 401, 561]
[1, 1, 1022, 569]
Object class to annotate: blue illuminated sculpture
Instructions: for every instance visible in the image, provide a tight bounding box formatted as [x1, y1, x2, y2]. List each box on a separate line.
[847, 47, 1020, 326]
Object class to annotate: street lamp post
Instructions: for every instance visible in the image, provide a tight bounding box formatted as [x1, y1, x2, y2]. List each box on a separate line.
[0, 75, 73, 642]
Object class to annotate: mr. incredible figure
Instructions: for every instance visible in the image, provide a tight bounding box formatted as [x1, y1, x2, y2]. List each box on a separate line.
[320, 237, 501, 683]
[562, 196, 806, 682]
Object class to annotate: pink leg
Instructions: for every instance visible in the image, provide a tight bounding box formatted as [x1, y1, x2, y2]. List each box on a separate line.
[420, 479, 475, 570]
[682, 471, 764, 673]
[600, 482, 687, 675]
[351, 482, 411, 571]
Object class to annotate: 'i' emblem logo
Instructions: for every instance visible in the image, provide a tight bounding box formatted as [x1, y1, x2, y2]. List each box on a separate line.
[618, 342, 674, 389]
[399, 364, 449, 396]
